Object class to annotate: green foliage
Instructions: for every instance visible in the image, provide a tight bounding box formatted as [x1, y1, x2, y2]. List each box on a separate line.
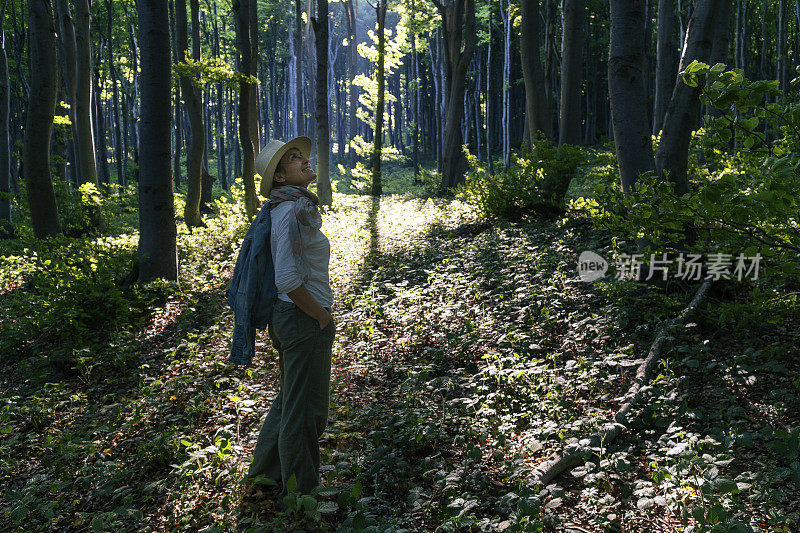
[174, 54, 258, 88]
[576, 64, 800, 283]
[456, 139, 585, 221]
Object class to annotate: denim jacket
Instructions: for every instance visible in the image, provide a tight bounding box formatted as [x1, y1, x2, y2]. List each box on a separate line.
[226, 201, 278, 365]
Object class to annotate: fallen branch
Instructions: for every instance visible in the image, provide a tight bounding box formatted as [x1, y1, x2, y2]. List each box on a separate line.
[527, 279, 713, 487]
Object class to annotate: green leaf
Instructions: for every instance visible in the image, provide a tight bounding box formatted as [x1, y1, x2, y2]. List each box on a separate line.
[318, 501, 339, 514]
[286, 473, 298, 494]
[716, 478, 739, 493]
[350, 480, 362, 501]
[740, 117, 759, 131]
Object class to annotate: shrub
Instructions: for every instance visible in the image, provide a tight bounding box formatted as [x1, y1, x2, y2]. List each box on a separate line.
[455, 138, 584, 221]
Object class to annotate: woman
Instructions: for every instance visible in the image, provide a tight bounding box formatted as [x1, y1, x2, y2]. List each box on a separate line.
[246, 136, 335, 499]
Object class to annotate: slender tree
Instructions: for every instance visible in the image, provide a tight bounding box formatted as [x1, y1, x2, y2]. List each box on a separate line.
[520, 0, 548, 150]
[559, 0, 584, 146]
[655, 0, 723, 195]
[312, 0, 332, 205]
[295, 0, 304, 137]
[234, 0, 258, 218]
[54, 0, 79, 184]
[176, 0, 205, 227]
[74, 0, 98, 185]
[136, 0, 177, 282]
[25, 0, 62, 239]
[432, 0, 476, 192]
[486, 3, 495, 174]
[369, 0, 386, 196]
[343, 0, 358, 158]
[609, 0, 655, 196]
[105, 0, 124, 187]
[653, 0, 677, 135]
[169, 0, 181, 187]
[0, 0, 13, 236]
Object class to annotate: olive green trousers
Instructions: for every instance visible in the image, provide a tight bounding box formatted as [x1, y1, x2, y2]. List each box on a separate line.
[247, 299, 335, 495]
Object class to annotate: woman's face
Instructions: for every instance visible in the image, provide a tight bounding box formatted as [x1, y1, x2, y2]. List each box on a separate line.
[274, 147, 316, 188]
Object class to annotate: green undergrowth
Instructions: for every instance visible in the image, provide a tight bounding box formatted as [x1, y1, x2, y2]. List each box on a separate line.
[1, 174, 799, 531]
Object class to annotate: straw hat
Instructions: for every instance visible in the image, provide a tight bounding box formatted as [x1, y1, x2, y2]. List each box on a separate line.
[255, 136, 313, 197]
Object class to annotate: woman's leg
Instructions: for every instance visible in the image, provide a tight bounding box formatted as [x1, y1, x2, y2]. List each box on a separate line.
[276, 304, 335, 494]
[246, 321, 285, 482]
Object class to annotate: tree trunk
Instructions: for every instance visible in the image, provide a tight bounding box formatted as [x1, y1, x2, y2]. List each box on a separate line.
[213, 1, 226, 189]
[653, 0, 677, 135]
[127, 20, 140, 174]
[0, 0, 13, 236]
[486, 4, 495, 174]
[655, 0, 720, 195]
[343, 0, 358, 159]
[435, 0, 477, 193]
[370, 0, 386, 197]
[500, 0, 510, 165]
[169, 0, 181, 187]
[234, 0, 258, 218]
[295, 0, 304, 137]
[312, 0, 332, 204]
[759, 1, 767, 80]
[520, 0, 547, 150]
[543, 0, 557, 140]
[105, 0, 124, 188]
[176, 0, 205, 227]
[609, 0, 656, 196]
[136, 0, 177, 282]
[559, 0, 584, 146]
[93, 62, 110, 191]
[54, 0, 79, 184]
[248, 0, 259, 150]
[777, 0, 787, 94]
[73, 0, 97, 185]
[411, 0, 420, 182]
[25, 0, 61, 239]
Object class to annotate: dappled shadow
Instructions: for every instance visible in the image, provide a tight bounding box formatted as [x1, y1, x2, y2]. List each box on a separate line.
[321, 205, 791, 527]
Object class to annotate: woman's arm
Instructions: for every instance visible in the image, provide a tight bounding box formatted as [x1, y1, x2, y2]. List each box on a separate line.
[287, 284, 331, 329]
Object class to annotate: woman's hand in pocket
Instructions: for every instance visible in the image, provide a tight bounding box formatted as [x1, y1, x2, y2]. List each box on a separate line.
[316, 309, 332, 330]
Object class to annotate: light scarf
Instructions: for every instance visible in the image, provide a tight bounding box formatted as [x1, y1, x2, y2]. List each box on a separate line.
[268, 185, 323, 285]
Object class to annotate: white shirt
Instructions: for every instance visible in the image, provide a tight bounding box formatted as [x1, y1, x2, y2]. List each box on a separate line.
[270, 201, 333, 308]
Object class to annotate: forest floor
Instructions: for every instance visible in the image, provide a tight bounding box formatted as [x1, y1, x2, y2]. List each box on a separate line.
[2, 186, 800, 532]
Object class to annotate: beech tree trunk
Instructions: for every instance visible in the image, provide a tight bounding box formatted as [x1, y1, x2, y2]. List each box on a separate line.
[213, 1, 226, 189]
[486, 4, 495, 174]
[295, 0, 304, 137]
[653, 0, 677, 135]
[74, 0, 97, 185]
[434, 0, 476, 193]
[136, 0, 177, 282]
[609, 0, 656, 196]
[777, 0, 787, 94]
[25, 0, 61, 239]
[54, 0, 79, 184]
[93, 61, 110, 190]
[520, 0, 547, 150]
[312, 0, 332, 205]
[248, 0, 259, 150]
[500, 0, 510, 166]
[176, 0, 205, 227]
[543, 0, 557, 140]
[655, 0, 720, 195]
[0, 0, 13, 236]
[370, 0, 386, 197]
[169, 0, 181, 187]
[559, 0, 584, 146]
[234, 0, 258, 218]
[106, 0, 124, 187]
